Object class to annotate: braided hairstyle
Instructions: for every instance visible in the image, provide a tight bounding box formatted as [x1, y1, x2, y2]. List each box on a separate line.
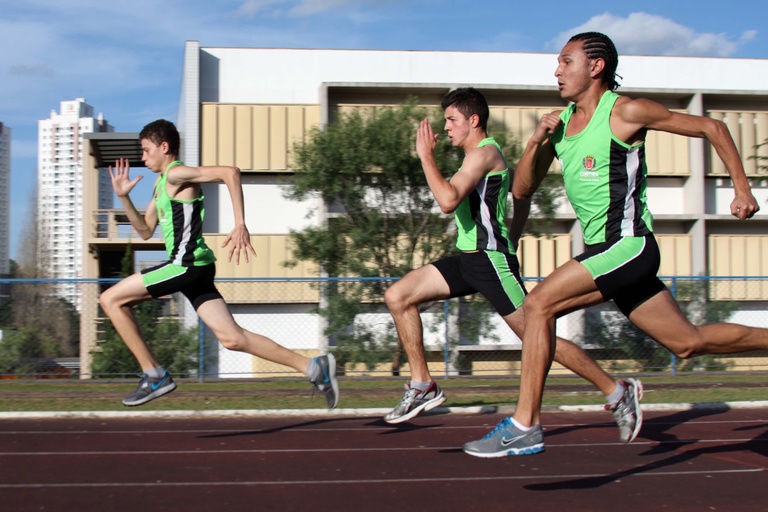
[568, 32, 621, 90]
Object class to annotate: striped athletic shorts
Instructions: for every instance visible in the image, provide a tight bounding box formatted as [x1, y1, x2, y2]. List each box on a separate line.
[141, 262, 223, 310]
[575, 234, 667, 316]
[431, 251, 527, 317]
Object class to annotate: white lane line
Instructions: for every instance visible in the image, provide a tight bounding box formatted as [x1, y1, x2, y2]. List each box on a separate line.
[0, 468, 762, 489]
[0, 419, 764, 436]
[1, 437, 765, 456]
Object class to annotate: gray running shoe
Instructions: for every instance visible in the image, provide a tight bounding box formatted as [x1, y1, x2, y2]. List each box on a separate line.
[463, 417, 545, 457]
[310, 354, 339, 409]
[606, 378, 643, 443]
[383, 381, 446, 424]
[122, 371, 177, 406]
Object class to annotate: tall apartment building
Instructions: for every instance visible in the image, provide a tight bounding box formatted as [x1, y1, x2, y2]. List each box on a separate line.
[38, 99, 114, 306]
[0, 122, 9, 277]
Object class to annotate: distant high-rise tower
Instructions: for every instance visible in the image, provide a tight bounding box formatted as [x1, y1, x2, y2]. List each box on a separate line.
[0, 122, 9, 277]
[38, 99, 114, 306]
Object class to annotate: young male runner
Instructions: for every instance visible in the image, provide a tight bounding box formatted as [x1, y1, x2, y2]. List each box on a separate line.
[465, 32, 768, 457]
[384, 88, 643, 445]
[101, 119, 338, 408]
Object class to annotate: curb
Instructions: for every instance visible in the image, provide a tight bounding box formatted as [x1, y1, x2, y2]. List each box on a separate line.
[1, 400, 766, 420]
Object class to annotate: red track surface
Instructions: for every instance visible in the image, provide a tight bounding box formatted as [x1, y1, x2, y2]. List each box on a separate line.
[1, 407, 765, 511]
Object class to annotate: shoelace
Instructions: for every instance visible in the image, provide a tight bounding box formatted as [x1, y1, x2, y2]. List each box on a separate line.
[482, 418, 512, 440]
[612, 395, 633, 428]
[399, 387, 420, 406]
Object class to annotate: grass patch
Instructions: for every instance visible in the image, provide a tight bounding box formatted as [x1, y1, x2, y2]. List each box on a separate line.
[0, 373, 765, 413]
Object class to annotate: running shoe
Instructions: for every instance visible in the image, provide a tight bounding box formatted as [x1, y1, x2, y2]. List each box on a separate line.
[463, 417, 545, 457]
[310, 354, 339, 409]
[122, 371, 177, 406]
[383, 381, 446, 424]
[606, 378, 644, 443]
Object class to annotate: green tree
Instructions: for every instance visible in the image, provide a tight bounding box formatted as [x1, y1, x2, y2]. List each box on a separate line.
[90, 245, 199, 377]
[0, 187, 82, 375]
[284, 100, 561, 374]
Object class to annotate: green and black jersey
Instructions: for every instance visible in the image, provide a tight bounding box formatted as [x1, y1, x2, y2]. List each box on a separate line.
[550, 90, 654, 245]
[154, 161, 216, 266]
[454, 138, 515, 254]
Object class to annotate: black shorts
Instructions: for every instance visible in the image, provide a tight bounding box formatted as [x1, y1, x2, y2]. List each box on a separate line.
[432, 251, 527, 317]
[575, 234, 667, 316]
[141, 262, 223, 310]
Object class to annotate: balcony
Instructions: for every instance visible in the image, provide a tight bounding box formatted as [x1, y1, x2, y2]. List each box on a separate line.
[88, 208, 164, 251]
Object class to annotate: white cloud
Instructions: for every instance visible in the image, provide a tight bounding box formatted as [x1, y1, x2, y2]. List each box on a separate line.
[235, 0, 396, 18]
[548, 12, 758, 57]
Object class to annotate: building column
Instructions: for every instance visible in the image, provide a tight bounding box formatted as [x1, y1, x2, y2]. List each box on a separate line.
[685, 93, 707, 275]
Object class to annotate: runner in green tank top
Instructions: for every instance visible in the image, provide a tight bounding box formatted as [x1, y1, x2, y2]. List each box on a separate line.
[101, 119, 339, 409]
[500, 31, 768, 458]
[382, 88, 634, 444]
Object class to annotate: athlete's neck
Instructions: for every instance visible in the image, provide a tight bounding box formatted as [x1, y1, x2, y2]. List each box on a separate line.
[571, 86, 610, 119]
[160, 157, 182, 175]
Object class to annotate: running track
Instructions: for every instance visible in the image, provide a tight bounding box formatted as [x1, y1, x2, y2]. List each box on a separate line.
[0, 407, 765, 511]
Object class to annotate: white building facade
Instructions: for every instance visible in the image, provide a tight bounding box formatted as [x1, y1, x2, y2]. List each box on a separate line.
[38, 99, 114, 306]
[170, 43, 768, 376]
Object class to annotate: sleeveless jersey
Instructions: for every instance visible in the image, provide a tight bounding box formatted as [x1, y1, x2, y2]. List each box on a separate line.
[551, 90, 654, 244]
[154, 160, 216, 266]
[454, 138, 514, 254]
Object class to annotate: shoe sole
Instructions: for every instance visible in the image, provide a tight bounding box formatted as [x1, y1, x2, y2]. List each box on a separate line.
[383, 392, 447, 424]
[625, 378, 644, 443]
[122, 382, 177, 407]
[463, 443, 545, 458]
[325, 354, 339, 409]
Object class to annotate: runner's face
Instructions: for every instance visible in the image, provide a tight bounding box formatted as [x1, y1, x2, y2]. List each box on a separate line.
[555, 40, 593, 102]
[443, 105, 472, 148]
[141, 139, 167, 172]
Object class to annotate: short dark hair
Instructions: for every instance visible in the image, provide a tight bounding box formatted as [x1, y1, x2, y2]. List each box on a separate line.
[139, 119, 180, 157]
[441, 87, 489, 131]
[568, 32, 621, 91]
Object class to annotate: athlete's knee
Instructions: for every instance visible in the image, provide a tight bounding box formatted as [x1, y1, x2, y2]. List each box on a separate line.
[522, 287, 558, 320]
[384, 283, 411, 312]
[660, 335, 702, 359]
[218, 331, 247, 352]
[98, 289, 119, 314]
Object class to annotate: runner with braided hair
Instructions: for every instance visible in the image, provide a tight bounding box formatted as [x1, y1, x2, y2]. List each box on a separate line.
[463, 31, 768, 458]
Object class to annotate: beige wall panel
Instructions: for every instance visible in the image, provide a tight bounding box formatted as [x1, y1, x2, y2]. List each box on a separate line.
[657, 234, 692, 276]
[204, 234, 319, 303]
[287, 106, 306, 168]
[518, 236, 540, 279]
[708, 235, 768, 300]
[646, 110, 689, 176]
[234, 105, 253, 170]
[200, 104, 321, 171]
[201, 104, 218, 166]
[673, 132, 689, 172]
[756, 113, 768, 175]
[270, 106, 288, 170]
[741, 112, 757, 175]
[217, 105, 236, 166]
[517, 234, 572, 288]
[252, 106, 271, 170]
[708, 111, 768, 177]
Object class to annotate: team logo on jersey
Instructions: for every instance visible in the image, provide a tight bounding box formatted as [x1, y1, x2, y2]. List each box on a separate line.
[582, 155, 596, 170]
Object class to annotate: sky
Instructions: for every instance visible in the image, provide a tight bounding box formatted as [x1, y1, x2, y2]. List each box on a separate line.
[1, 0, 767, 260]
